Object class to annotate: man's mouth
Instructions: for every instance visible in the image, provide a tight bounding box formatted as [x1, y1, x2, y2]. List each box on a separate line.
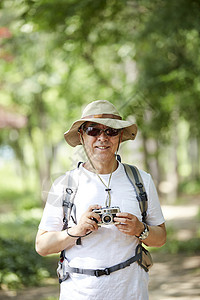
[96, 146, 109, 150]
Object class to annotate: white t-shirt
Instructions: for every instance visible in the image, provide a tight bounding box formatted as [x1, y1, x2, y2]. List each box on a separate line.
[39, 162, 165, 300]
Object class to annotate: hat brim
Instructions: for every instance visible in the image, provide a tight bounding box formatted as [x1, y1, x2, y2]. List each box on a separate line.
[64, 118, 137, 147]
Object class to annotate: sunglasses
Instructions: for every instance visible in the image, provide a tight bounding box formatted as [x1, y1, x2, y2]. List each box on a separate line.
[83, 126, 121, 137]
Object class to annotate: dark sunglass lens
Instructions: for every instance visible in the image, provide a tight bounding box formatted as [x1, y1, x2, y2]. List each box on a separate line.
[106, 128, 119, 136]
[85, 127, 101, 136]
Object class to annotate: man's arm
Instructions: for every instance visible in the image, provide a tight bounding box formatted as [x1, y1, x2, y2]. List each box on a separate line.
[35, 229, 77, 256]
[142, 222, 166, 247]
[35, 205, 102, 256]
[115, 213, 166, 247]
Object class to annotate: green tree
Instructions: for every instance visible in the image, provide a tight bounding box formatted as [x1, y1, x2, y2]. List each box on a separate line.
[1, 0, 200, 199]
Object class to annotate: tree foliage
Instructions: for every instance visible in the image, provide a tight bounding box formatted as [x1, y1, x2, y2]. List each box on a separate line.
[133, 0, 200, 138]
[0, 0, 200, 193]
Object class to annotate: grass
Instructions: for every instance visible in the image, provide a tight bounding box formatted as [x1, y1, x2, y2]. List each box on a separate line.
[150, 225, 200, 255]
[0, 166, 58, 290]
[178, 178, 200, 195]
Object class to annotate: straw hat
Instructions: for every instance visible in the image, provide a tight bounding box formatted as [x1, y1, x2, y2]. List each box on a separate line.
[64, 100, 137, 147]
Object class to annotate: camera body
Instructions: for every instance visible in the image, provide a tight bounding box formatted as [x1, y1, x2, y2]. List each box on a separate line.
[93, 206, 120, 226]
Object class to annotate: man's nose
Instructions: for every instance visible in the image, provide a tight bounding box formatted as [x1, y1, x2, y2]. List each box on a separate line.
[98, 130, 108, 140]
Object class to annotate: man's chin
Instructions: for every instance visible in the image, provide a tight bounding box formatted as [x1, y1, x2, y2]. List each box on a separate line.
[93, 153, 113, 162]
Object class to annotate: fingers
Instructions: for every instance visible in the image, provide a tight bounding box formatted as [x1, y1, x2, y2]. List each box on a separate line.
[76, 207, 142, 237]
[114, 213, 137, 224]
[83, 218, 98, 232]
[116, 212, 135, 219]
[114, 213, 142, 236]
[84, 204, 102, 227]
[76, 205, 102, 235]
[74, 218, 98, 236]
[87, 204, 102, 212]
[85, 208, 102, 224]
[115, 224, 130, 234]
[115, 222, 135, 235]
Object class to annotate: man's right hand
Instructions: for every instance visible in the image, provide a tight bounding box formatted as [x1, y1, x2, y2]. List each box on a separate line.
[68, 204, 102, 237]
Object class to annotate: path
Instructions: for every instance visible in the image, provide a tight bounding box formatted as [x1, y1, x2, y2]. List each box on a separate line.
[149, 202, 200, 300]
[0, 203, 199, 300]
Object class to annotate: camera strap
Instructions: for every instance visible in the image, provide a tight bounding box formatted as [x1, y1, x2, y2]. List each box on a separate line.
[80, 134, 119, 207]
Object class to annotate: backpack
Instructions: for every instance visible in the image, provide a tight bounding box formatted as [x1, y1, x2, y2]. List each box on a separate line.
[57, 161, 153, 283]
[62, 162, 148, 231]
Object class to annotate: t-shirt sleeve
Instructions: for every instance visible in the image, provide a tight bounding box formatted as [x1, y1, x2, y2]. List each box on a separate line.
[38, 175, 66, 232]
[142, 172, 165, 226]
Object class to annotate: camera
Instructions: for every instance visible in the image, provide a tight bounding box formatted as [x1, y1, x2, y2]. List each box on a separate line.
[92, 206, 120, 226]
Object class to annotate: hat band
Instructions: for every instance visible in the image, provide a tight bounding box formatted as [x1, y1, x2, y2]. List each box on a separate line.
[81, 113, 122, 120]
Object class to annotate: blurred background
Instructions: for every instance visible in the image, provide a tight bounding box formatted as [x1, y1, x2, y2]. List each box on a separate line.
[0, 0, 199, 299]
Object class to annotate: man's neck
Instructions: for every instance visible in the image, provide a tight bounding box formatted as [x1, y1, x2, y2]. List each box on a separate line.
[84, 159, 118, 174]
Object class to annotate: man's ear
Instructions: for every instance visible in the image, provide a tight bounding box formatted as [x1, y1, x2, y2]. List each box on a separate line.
[78, 130, 84, 144]
[119, 130, 123, 143]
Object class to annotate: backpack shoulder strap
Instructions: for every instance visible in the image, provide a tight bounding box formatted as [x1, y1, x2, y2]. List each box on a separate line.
[123, 163, 148, 223]
[59, 167, 80, 262]
[62, 168, 79, 230]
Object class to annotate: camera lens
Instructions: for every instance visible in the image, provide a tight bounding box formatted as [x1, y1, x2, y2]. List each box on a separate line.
[104, 216, 111, 223]
[102, 213, 112, 224]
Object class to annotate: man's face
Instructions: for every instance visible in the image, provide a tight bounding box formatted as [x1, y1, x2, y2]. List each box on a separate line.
[80, 122, 123, 163]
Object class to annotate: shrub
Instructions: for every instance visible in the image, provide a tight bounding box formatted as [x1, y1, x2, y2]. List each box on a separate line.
[0, 237, 56, 290]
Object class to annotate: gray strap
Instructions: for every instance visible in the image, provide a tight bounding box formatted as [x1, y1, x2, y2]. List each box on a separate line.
[123, 164, 148, 223]
[65, 252, 141, 277]
[62, 169, 78, 230]
[60, 169, 79, 260]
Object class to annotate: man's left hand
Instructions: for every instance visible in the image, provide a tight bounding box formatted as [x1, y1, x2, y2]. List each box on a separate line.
[114, 212, 144, 236]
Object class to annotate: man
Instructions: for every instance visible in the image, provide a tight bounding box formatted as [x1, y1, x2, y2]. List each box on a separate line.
[36, 100, 166, 300]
